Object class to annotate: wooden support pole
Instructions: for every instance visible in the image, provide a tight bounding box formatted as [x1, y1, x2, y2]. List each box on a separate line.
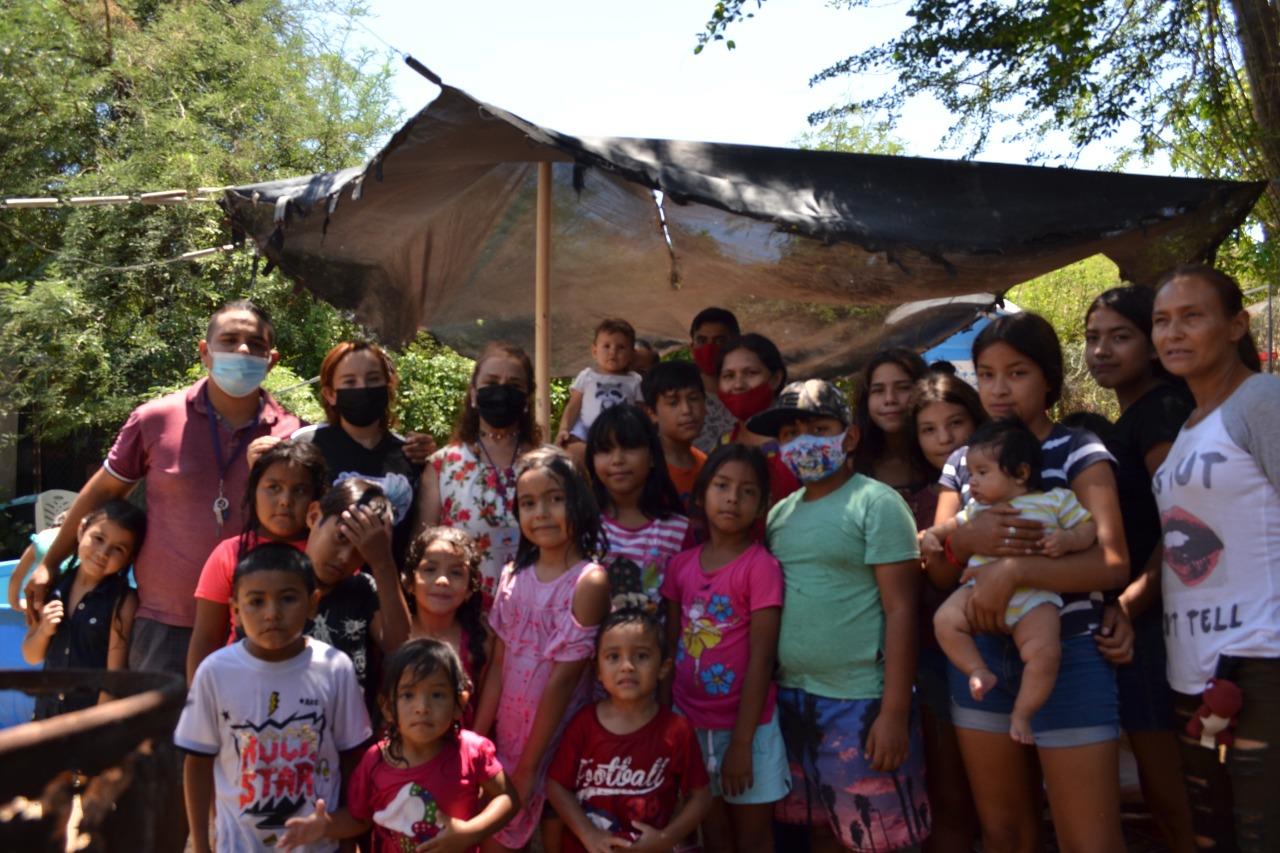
[535, 162, 553, 439]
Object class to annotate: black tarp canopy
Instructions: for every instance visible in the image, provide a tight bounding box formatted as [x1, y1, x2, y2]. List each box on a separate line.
[222, 81, 1265, 380]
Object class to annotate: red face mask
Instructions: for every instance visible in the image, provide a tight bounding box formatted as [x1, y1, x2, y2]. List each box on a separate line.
[692, 342, 721, 377]
[718, 382, 775, 422]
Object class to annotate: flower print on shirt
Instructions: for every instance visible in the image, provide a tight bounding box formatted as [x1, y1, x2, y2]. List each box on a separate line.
[373, 781, 446, 852]
[706, 595, 733, 622]
[679, 595, 743, 698]
[679, 600, 724, 666]
[700, 663, 735, 696]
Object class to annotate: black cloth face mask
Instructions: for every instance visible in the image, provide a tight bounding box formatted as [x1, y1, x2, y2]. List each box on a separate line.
[334, 385, 389, 428]
[475, 383, 527, 429]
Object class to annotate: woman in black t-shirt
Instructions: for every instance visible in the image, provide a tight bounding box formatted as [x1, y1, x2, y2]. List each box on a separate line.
[293, 341, 422, 565]
[1084, 285, 1195, 853]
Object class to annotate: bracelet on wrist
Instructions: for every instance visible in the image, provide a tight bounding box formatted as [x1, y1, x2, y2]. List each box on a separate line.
[942, 534, 965, 569]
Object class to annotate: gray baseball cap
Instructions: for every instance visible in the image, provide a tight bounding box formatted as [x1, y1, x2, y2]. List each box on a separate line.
[746, 379, 852, 437]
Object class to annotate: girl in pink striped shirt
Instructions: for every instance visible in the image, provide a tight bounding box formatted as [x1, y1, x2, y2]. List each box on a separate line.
[586, 404, 693, 615]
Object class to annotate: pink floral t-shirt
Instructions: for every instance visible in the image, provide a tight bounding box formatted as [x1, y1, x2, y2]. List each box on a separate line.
[660, 543, 784, 730]
[488, 559, 602, 847]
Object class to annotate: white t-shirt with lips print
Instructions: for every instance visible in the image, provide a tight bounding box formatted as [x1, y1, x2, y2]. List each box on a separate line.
[1153, 373, 1280, 694]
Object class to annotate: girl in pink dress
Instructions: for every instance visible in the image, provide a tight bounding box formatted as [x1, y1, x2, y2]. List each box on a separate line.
[474, 447, 612, 851]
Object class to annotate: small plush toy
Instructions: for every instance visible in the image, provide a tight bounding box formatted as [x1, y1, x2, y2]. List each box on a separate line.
[1185, 678, 1244, 752]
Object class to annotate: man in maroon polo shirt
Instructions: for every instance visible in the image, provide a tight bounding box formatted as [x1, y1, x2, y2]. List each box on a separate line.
[24, 300, 302, 850]
[28, 300, 302, 666]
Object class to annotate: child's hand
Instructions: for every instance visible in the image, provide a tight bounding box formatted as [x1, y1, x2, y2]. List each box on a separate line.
[1039, 530, 1069, 558]
[415, 814, 475, 852]
[864, 709, 909, 772]
[555, 430, 571, 448]
[629, 821, 674, 852]
[278, 798, 330, 850]
[578, 826, 630, 853]
[920, 529, 944, 556]
[246, 435, 283, 469]
[340, 503, 394, 565]
[38, 600, 64, 637]
[719, 739, 754, 799]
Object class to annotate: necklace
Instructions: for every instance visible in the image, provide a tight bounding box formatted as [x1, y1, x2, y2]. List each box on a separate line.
[476, 437, 520, 502]
[479, 426, 516, 441]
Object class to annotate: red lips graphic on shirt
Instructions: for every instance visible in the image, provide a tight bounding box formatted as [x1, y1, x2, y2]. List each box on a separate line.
[1161, 505, 1225, 587]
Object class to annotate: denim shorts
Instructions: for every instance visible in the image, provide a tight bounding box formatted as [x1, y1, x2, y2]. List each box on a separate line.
[948, 632, 1119, 747]
[695, 714, 791, 804]
[1116, 611, 1176, 732]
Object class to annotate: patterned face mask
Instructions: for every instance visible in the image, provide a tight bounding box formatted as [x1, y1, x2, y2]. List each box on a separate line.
[779, 432, 847, 483]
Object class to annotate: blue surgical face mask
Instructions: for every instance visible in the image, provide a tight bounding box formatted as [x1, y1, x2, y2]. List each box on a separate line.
[208, 351, 270, 398]
[779, 432, 848, 483]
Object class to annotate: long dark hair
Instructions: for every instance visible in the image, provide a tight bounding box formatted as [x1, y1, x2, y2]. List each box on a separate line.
[972, 313, 1065, 410]
[1086, 285, 1177, 382]
[512, 447, 607, 570]
[854, 347, 929, 474]
[586, 404, 684, 522]
[380, 639, 469, 763]
[907, 369, 989, 475]
[452, 342, 542, 446]
[402, 527, 488, 683]
[239, 439, 328, 558]
[1156, 264, 1262, 372]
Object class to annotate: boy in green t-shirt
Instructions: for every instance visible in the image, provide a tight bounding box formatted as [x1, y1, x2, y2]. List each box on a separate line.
[750, 379, 931, 852]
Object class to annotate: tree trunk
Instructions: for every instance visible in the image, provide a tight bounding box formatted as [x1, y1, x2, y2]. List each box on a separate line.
[1230, 0, 1280, 230]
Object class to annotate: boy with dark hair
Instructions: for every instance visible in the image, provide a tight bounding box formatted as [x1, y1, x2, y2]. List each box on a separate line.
[642, 361, 708, 512]
[688, 307, 741, 453]
[178, 543, 370, 853]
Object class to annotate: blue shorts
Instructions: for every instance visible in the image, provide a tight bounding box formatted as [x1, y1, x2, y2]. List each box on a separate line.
[1116, 611, 1176, 732]
[776, 688, 932, 850]
[948, 633, 1119, 747]
[695, 714, 791, 804]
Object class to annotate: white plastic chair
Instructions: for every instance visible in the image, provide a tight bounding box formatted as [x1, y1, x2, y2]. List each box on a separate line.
[34, 489, 77, 532]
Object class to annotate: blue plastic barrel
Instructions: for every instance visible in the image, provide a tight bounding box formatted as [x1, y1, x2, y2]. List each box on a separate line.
[0, 558, 38, 727]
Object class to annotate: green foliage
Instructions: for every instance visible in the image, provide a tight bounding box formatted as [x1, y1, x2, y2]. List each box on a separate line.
[795, 111, 906, 156]
[393, 332, 572, 444]
[697, 0, 1279, 284]
[393, 333, 475, 441]
[1006, 256, 1122, 419]
[1005, 255, 1121, 344]
[0, 0, 400, 451]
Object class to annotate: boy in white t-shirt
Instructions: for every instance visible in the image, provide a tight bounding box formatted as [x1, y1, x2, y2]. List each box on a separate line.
[556, 318, 644, 466]
[177, 543, 371, 853]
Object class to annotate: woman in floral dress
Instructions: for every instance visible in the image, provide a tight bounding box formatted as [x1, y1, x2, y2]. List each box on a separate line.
[418, 342, 549, 606]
